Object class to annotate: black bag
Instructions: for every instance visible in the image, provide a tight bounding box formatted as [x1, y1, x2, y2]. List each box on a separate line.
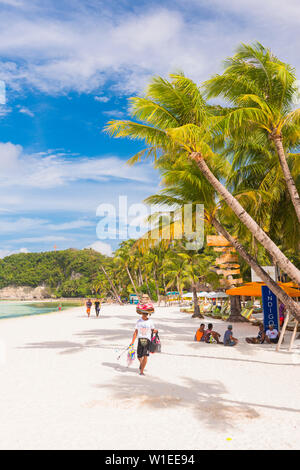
[150, 332, 161, 353]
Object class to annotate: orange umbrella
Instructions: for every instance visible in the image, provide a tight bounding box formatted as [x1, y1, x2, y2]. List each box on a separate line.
[226, 282, 300, 297]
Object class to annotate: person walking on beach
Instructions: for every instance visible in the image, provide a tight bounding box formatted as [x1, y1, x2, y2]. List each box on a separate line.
[94, 299, 101, 317]
[130, 311, 157, 376]
[86, 299, 92, 318]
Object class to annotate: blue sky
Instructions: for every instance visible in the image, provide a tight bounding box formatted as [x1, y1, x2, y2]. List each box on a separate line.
[0, 0, 299, 257]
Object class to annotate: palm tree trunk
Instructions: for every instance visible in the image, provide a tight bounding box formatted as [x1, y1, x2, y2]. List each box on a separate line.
[100, 266, 122, 304]
[229, 295, 243, 322]
[126, 265, 139, 297]
[153, 269, 160, 302]
[191, 152, 300, 285]
[192, 284, 203, 318]
[272, 135, 300, 224]
[138, 265, 143, 286]
[211, 216, 300, 322]
[144, 274, 152, 299]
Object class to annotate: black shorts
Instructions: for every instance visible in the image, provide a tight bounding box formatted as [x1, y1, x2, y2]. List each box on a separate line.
[137, 338, 150, 358]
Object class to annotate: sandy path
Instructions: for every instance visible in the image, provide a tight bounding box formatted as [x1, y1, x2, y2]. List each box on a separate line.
[0, 304, 299, 450]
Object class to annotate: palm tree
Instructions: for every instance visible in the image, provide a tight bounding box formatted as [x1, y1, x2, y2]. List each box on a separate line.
[104, 71, 300, 286]
[114, 240, 139, 297]
[142, 149, 300, 321]
[205, 42, 300, 223]
[163, 252, 190, 300]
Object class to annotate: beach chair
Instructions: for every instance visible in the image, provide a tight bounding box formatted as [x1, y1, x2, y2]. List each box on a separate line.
[241, 307, 254, 321]
[220, 300, 229, 316]
[222, 305, 231, 321]
[212, 306, 222, 318]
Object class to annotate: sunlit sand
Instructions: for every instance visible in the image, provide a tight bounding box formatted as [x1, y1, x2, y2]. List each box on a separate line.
[0, 304, 299, 450]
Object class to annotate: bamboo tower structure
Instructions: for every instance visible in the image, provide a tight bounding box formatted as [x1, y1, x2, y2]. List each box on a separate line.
[207, 235, 243, 287]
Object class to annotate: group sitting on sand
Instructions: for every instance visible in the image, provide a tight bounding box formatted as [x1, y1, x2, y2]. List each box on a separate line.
[246, 323, 279, 344]
[195, 323, 238, 346]
[195, 322, 279, 346]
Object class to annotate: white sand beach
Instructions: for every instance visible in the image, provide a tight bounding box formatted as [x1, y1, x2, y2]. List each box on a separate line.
[0, 304, 299, 450]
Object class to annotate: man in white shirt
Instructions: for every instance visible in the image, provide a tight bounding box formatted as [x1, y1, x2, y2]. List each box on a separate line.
[265, 324, 279, 344]
[130, 312, 157, 376]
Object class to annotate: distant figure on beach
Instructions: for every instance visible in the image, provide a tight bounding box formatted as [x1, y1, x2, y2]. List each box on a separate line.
[204, 323, 221, 344]
[279, 303, 285, 328]
[194, 323, 205, 342]
[86, 299, 92, 317]
[224, 325, 238, 346]
[130, 309, 157, 376]
[94, 300, 101, 317]
[265, 324, 279, 344]
[58, 303, 62, 312]
[246, 324, 265, 344]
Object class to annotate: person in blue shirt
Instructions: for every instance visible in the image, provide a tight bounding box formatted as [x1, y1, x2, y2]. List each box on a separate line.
[223, 325, 238, 346]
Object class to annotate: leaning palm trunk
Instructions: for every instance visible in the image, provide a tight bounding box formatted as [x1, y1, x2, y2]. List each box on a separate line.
[100, 266, 122, 305]
[211, 217, 300, 322]
[153, 270, 160, 303]
[144, 274, 152, 299]
[272, 134, 300, 224]
[191, 152, 300, 285]
[125, 265, 139, 297]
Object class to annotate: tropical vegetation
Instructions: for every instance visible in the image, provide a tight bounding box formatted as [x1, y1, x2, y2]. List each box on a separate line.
[105, 42, 300, 321]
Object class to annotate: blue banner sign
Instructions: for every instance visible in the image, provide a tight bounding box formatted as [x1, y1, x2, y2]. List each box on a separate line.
[261, 285, 279, 331]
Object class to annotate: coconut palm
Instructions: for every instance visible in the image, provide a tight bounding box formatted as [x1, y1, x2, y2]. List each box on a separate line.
[224, 134, 300, 255]
[205, 42, 300, 223]
[114, 240, 140, 297]
[104, 71, 300, 286]
[144, 155, 300, 321]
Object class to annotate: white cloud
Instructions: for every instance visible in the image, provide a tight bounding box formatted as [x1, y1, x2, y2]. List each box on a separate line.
[102, 109, 126, 118]
[11, 235, 70, 243]
[0, 217, 47, 233]
[0, 246, 29, 259]
[0, 216, 95, 233]
[0, 105, 12, 117]
[0, 2, 298, 96]
[18, 106, 34, 117]
[86, 240, 113, 257]
[47, 220, 94, 231]
[0, 142, 156, 189]
[0, 0, 24, 6]
[95, 96, 110, 103]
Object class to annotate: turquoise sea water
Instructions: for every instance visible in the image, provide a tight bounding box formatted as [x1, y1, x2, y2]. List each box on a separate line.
[0, 301, 81, 320]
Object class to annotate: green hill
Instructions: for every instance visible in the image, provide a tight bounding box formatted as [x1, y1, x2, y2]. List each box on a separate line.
[0, 249, 112, 298]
